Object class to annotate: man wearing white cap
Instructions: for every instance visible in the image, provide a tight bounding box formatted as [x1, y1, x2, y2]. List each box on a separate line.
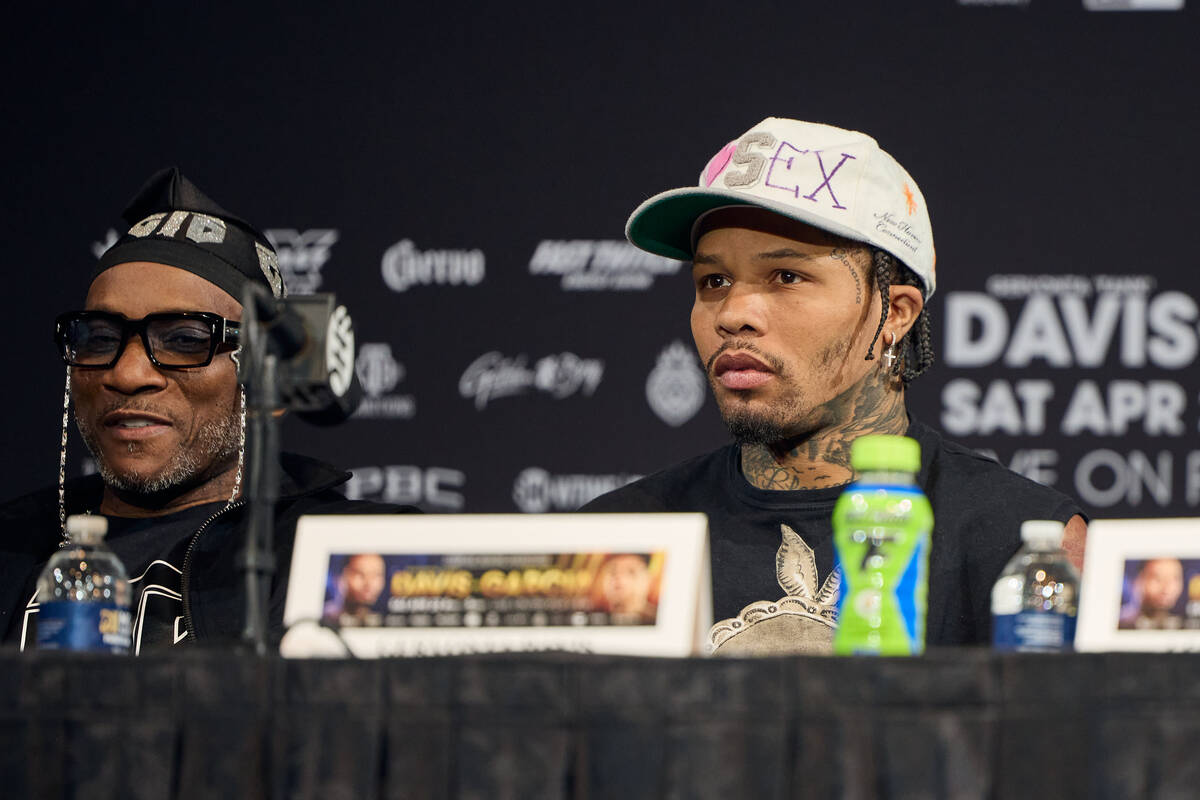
[583, 118, 1087, 655]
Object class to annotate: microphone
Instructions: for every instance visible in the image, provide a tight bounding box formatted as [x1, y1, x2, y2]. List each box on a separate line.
[240, 287, 360, 425]
[297, 301, 359, 426]
[298, 371, 361, 426]
[250, 290, 307, 360]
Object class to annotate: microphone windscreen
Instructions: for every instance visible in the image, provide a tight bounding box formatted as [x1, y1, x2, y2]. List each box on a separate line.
[296, 369, 362, 426]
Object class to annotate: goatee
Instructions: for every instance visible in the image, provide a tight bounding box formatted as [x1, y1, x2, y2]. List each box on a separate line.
[75, 405, 241, 496]
[723, 411, 795, 446]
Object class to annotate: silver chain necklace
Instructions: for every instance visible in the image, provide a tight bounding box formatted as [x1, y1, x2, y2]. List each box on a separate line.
[57, 369, 246, 548]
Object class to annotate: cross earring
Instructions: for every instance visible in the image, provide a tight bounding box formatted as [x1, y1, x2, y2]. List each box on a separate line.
[883, 331, 898, 372]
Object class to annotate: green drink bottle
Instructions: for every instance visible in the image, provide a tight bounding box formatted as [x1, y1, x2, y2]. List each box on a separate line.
[832, 435, 933, 656]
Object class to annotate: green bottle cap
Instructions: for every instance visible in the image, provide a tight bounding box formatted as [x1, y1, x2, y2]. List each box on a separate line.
[850, 434, 921, 473]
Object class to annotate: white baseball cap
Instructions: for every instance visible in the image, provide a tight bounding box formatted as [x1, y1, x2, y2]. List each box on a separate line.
[625, 117, 937, 298]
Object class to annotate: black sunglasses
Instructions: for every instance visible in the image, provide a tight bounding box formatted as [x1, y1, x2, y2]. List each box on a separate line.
[54, 310, 241, 369]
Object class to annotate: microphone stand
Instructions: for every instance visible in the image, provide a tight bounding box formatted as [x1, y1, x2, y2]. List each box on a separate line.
[238, 286, 280, 656]
[236, 285, 356, 655]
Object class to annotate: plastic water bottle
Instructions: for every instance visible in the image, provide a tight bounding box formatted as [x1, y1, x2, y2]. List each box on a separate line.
[832, 435, 933, 656]
[991, 520, 1079, 652]
[35, 514, 131, 654]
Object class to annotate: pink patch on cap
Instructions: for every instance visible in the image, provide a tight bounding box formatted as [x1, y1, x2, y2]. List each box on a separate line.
[704, 142, 737, 187]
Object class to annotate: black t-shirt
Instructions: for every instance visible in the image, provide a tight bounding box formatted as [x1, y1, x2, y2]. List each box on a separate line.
[582, 419, 1085, 652]
[14, 502, 225, 653]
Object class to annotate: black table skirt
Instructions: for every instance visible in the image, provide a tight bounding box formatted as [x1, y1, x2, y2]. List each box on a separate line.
[2, 648, 1198, 799]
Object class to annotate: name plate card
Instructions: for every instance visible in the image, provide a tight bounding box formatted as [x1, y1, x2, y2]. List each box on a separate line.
[281, 513, 711, 658]
[1076, 517, 1200, 652]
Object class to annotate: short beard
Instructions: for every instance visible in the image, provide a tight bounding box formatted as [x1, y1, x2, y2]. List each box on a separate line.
[719, 392, 834, 446]
[76, 403, 241, 497]
[707, 338, 849, 447]
[722, 409, 799, 446]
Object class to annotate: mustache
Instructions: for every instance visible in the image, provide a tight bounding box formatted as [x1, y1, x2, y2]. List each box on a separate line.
[705, 340, 786, 376]
[85, 399, 179, 426]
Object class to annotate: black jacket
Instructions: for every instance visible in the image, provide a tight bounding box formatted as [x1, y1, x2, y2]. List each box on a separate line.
[0, 453, 411, 645]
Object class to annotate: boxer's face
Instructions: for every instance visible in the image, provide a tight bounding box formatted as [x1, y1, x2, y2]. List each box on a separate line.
[72, 262, 243, 496]
[690, 207, 887, 443]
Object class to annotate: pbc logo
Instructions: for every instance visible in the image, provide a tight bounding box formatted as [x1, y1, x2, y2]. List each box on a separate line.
[345, 465, 465, 511]
[264, 229, 339, 295]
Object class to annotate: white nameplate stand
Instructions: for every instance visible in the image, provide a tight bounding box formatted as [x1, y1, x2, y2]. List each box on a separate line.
[280, 513, 711, 658]
[1076, 517, 1200, 652]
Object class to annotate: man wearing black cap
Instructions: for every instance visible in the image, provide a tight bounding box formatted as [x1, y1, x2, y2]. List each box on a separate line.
[583, 118, 1088, 655]
[0, 168, 403, 652]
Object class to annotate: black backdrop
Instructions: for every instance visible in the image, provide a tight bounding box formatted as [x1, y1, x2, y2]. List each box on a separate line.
[3, 1, 1198, 518]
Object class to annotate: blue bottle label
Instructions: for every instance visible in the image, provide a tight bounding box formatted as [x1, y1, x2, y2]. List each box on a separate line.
[832, 483, 933, 656]
[993, 610, 1076, 652]
[36, 602, 131, 654]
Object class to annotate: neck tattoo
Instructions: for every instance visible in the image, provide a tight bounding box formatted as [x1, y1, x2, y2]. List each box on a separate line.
[740, 366, 907, 491]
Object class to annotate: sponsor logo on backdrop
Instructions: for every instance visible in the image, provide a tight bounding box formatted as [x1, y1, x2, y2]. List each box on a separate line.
[91, 229, 120, 259]
[529, 240, 683, 291]
[459, 351, 604, 410]
[353, 342, 416, 420]
[1084, 0, 1184, 9]
[382, 239, 485, 292]
[941, 273, 1200, 511]
[512, 468, 643, 512]
[264, 229, 339, 295]
[345, 465, 466, 511]
[646, 341, 707, 426]
[326, 305, 355, 397]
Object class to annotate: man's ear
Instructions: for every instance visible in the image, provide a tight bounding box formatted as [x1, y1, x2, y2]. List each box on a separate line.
[887, 284, 924, 341]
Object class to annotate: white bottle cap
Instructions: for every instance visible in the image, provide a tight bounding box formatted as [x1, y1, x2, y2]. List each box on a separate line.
[1020, 519, 1064, 547]
[65, 514, 108, 539]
